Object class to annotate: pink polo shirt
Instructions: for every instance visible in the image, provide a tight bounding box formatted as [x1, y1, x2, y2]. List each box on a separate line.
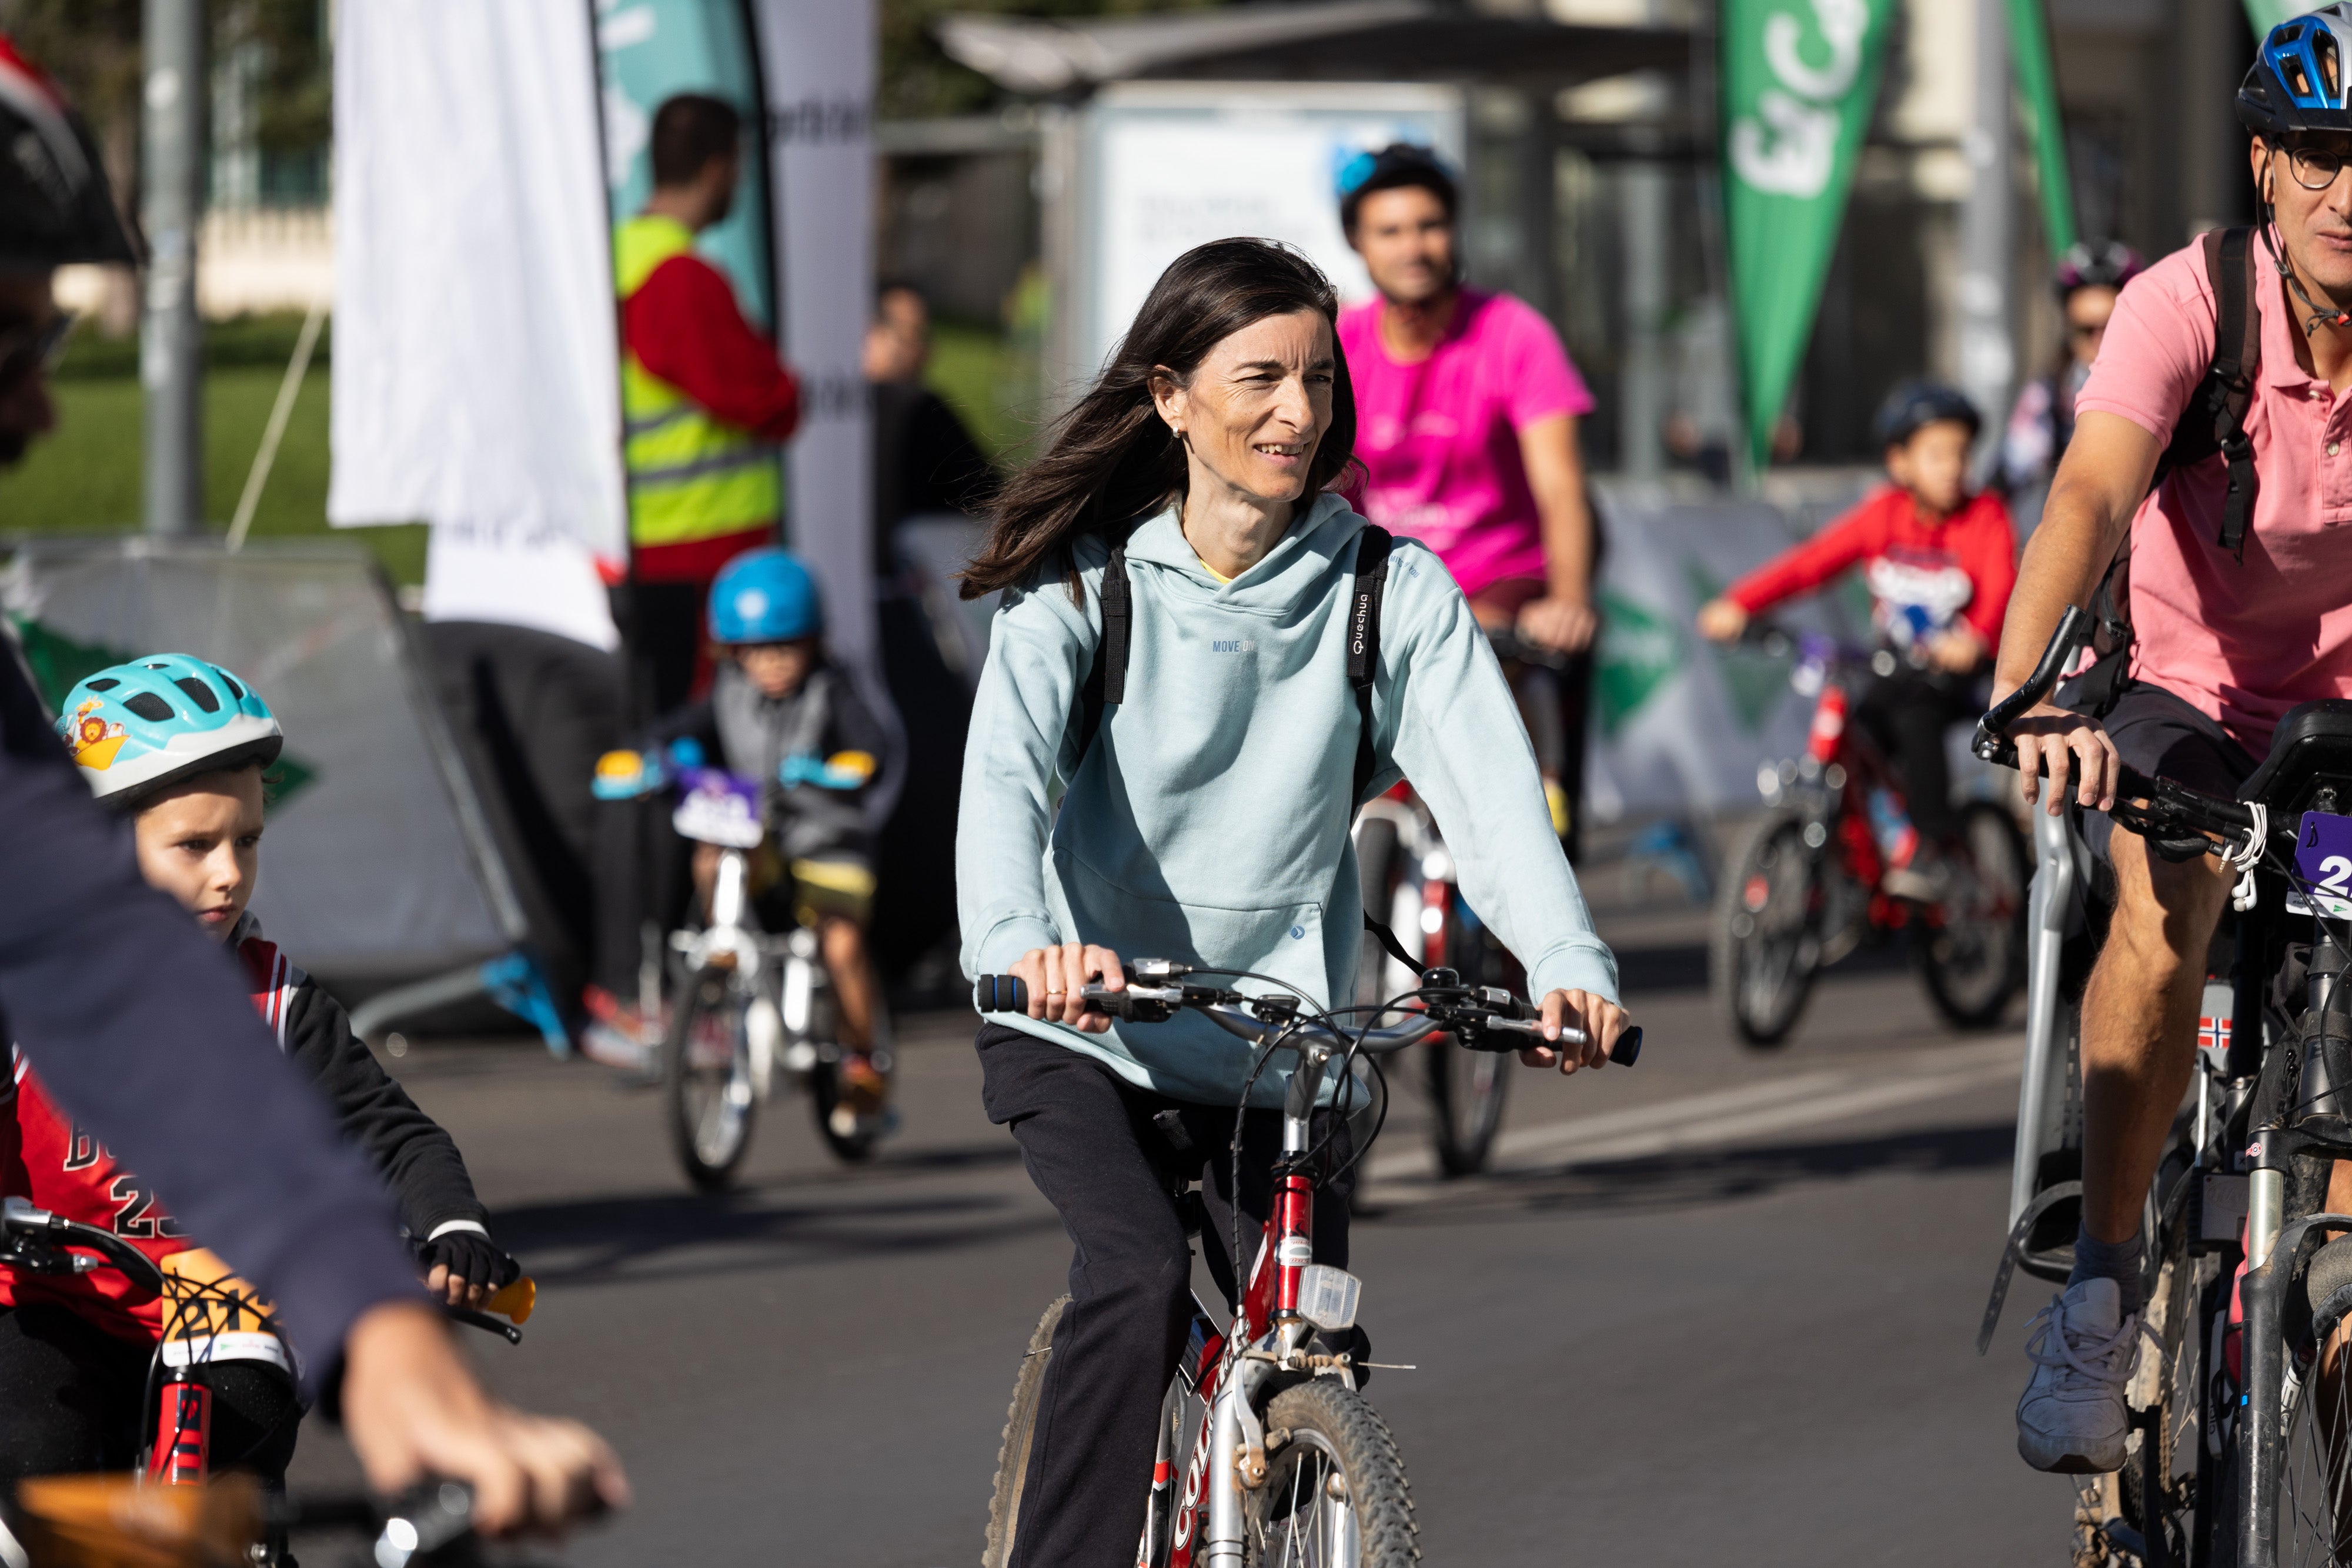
[1338, 289, 1593, 599]
[2078, 240, 2352, 755]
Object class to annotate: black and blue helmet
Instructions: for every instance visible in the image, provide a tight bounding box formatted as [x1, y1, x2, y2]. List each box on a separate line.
[2240, 5, 2352, 138]
[1873, 381, 1982, 449]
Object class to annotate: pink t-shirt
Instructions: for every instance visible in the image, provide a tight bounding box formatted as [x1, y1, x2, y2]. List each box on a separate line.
[2077, 241, 2352, 754]
[1338, 289, 1594, 599]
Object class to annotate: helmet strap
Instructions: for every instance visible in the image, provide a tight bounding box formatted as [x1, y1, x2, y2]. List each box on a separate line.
[2261, 210, 2352, 335]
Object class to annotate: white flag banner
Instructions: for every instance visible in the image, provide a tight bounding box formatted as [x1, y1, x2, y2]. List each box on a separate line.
[329, 0, 627, 641]
[751, 0, 878, 670]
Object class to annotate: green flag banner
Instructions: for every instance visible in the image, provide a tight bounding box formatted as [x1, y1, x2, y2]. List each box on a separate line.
[1723, 0, 1899, 472]
[2007, 0, 2077, 256]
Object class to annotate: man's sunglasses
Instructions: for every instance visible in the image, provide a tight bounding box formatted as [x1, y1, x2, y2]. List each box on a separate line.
[0, 310, 75, 390]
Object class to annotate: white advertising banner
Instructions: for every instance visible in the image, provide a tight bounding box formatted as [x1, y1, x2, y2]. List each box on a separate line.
[329, 0, 627, 648]
[751, 0, 880, 671]
[1077, 83, 1465, 379]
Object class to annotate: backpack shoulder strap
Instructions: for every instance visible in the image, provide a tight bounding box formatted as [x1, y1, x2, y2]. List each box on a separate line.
[2210, 224, 2262, 560]
[2156, 227, 2262, 557]
[1074, 526, 1137, 764]
[1348, 526, 1394, 808]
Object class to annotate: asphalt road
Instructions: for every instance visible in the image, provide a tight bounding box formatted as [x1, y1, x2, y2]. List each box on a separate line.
[288, 904, 2076, 1566]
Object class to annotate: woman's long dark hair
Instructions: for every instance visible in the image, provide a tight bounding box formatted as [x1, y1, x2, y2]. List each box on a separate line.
[960, 238, 1357, 600]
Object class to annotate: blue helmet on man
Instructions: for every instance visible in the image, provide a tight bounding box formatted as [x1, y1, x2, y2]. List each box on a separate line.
[708, 547, 824, 644]
[2241, 5, 2352, 136]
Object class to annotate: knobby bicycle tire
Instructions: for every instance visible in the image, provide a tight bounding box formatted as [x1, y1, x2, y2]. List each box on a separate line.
[664, 964, 757, 1192]
[1916, 802, 2028, 1031]
[1710, 807, 1824, 1048]
[1244, 1380, 1421, 1567]
[983, 1295, 1067, 1568]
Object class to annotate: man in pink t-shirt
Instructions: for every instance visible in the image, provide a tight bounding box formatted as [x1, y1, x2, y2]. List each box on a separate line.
[1337, 144, 1600, 851]
[1999, 16, 2352, 1477]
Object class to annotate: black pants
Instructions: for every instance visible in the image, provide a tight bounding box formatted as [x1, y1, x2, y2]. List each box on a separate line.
[977, 1025, 1355, 1568]
[1850, 667, 1983, 843]
[0, 1304, 301, 1483]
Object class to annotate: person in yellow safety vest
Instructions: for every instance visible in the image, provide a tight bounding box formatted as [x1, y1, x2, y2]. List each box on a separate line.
[616, 93, 802, 711]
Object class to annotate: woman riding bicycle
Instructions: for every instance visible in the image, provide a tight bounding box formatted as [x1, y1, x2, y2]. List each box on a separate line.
[954, 237, 1632, 1566]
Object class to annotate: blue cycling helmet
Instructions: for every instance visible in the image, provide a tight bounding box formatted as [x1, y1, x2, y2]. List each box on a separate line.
[709, 547, 823, 644]
[54, 653, 282, 807]
[2241, 5, 2352, 137]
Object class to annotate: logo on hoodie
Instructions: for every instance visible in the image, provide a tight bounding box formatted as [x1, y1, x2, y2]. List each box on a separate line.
[1210, 638, 1257, 654]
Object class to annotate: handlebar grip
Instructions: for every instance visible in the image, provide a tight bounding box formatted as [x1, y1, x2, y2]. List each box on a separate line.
[1610, 1027, 1643, 1066]
[487, 1276, 535, 1325]
[974, 975, 1028, 1014]
[1977, 603, 2087, 749]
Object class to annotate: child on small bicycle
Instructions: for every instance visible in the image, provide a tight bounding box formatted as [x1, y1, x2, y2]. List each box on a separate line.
[596, 548, 894, 1141]
[1696, 381, 2018, 900]
[0, 653, 516, 1486]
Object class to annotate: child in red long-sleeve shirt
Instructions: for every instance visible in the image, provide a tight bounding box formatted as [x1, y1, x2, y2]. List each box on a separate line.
[1697, 382, 2017, 898]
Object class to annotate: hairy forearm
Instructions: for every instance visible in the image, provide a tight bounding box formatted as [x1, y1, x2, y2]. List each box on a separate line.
[1992, 476, 2129, 697]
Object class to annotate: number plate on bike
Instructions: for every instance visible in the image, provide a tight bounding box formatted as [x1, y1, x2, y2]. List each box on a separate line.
[2292, 811, 2352, 920]
[671, 768, 765, 849]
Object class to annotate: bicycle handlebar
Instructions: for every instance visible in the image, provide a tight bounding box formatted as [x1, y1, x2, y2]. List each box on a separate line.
[1, 1196, 163, 1300]
[972, 967, 1642, 1066]
[1973, 604, 2087, 759]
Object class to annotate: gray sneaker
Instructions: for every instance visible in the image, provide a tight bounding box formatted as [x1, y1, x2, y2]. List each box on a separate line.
[2016, 1277, 2139, 1473]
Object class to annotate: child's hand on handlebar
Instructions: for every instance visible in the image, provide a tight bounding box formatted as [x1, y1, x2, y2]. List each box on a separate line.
[1522, 989, 1629, 1074]
[1011, 942, 1126, 1034]
[1695, 599, 1748, 643]
[2005, 701, 2120, 815]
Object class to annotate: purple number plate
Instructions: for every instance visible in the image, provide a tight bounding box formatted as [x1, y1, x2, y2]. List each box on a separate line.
[2295, 810, 2352, 918]
[671, 767, 765, 849]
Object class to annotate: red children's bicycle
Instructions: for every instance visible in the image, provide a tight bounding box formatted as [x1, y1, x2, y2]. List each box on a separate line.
[1710, 627, 2027, 1047]
[973, 961, 1639, 1567]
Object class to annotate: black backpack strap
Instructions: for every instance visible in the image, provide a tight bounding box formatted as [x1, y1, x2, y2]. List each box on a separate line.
[2208, 225, 2261, 560]
[1348, 526, 1394, 808]
[1074, 527, 1136, 764]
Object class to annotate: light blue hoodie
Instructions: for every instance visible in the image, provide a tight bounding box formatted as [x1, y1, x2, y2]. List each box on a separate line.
[956, 492, 1619, 1106]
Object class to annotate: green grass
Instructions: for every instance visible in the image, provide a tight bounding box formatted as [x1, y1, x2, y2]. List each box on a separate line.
[0, 366, 426, 584]
[0, 315, 1031, 586]
[928, 320, 1041, 463]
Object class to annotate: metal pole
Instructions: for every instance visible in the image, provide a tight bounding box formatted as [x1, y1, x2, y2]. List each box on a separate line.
[142, 0, 205, 536]
[1621, 157, 1670, 483]
[1956, 0, 2014, 479]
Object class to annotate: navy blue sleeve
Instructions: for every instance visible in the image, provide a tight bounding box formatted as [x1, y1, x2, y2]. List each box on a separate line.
[0, 649, 422, 1396]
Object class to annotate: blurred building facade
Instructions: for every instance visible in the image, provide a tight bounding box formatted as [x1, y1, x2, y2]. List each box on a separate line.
[877, 0, 2258, 479]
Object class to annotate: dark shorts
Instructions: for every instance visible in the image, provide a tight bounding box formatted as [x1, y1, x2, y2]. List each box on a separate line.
[2078, 679, 2263, 867]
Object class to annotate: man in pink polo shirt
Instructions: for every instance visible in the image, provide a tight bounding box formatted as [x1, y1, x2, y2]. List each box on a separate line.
[1337, 144, 1601, 852]
[2003, 6, 2352, 1475]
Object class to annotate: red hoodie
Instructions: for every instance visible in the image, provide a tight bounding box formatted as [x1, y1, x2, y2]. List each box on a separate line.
[1725, 486, 2017, 648]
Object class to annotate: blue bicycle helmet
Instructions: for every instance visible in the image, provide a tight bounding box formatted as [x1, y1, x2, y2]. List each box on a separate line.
[2240, 5, 2352, 137]
[708, 547, 823, 644]
[54, 653, 282, 807]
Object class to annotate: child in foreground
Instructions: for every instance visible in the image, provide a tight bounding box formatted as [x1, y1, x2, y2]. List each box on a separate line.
[0, 653, 513, 1484]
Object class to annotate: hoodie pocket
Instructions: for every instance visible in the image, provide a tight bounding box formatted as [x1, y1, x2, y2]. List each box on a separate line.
[1055, 851, 1331, 1004]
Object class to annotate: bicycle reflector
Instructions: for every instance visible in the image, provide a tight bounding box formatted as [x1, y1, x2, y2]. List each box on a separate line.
[1298, 1264, 1361, 1333]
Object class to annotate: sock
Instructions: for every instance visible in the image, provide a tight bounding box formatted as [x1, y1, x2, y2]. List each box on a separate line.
[2067, 1223, 2146, 1317]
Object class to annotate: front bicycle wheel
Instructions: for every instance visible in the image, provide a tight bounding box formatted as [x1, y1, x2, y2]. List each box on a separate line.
[1710, 807, 1826, 1047]
[1244, 1380, 1419, 1567]
[1916, 801, 2027, 1029]
[983, 1296, 1067, 1568]
[664, 962, 757, 1191]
